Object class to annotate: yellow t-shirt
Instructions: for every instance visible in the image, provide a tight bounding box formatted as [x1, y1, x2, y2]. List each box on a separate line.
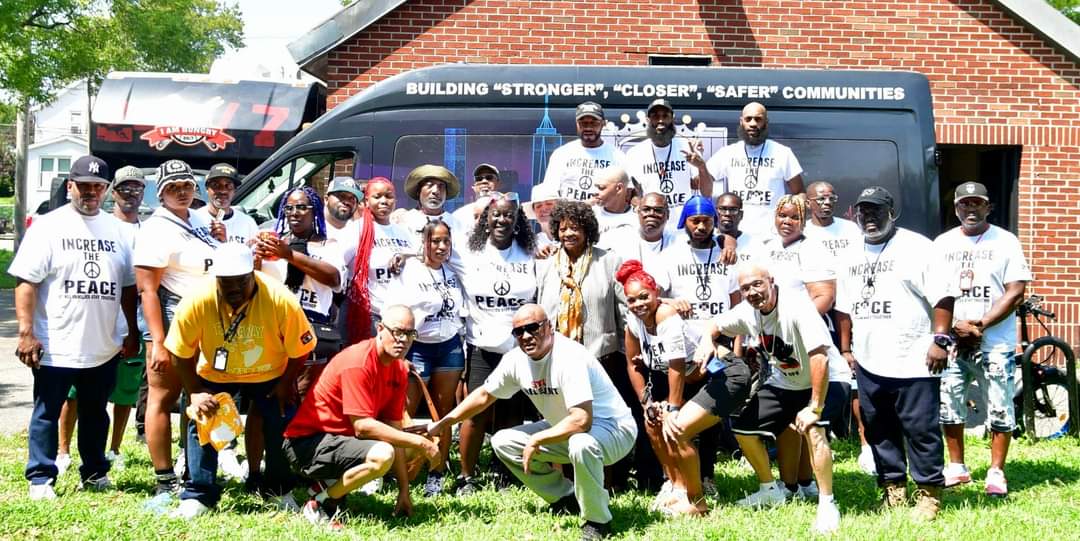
[165, 271, 317, 384]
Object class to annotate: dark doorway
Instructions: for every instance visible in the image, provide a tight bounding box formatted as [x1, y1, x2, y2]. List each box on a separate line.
[937, 145, 1022, 232]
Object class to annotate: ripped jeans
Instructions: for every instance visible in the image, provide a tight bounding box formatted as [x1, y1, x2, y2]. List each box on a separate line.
[940, 349, 1016, 433]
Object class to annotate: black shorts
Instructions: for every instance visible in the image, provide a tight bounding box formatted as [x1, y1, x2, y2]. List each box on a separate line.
[689, 358, 752, 419]
[283, 433, 382, 480]
[465, 344, 504, 393]
[731, 381, 849, 437]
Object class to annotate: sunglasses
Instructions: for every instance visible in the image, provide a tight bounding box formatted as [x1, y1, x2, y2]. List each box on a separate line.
[383, 325, 418, 342]
[474, 174, 498, 182]
[812, 195, 839, 205]
[114, 186, 145, 196]
[511, 320, 545, 338]
[283, 204, 314, 213]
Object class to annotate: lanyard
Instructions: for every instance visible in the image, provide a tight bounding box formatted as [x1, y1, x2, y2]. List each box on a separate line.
[217, 288, 256, 343]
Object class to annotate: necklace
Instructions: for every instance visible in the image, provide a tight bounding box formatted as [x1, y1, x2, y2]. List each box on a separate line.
[754, 308, 777, 359]
[638, 233, 666, 263]
[693, 238, 716, 301]
[743, 140, 767, 190]
[958, 225, 988, 292]
[427, 263, 454, 314]
[860, 236, 892, 301]
[651, 140, 675, 191]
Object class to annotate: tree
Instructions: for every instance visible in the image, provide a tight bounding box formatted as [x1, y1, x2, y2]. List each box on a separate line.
[0, 0, 245, 103]
[1048, 0, 1080, 24]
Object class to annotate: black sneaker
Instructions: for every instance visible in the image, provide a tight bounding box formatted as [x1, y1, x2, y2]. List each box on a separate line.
[453, 475, 481, 497]
[423, 470, 446, 497]
[581, 520, 610, 541]
[549, 494, 580, 516]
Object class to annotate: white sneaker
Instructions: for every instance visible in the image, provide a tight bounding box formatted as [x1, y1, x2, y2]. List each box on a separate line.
[736, 484, 786, 508]
[218, 448, 247, 481]
[55, 453, 72, 476]
[274, 492, 301, 513]
[813, 500, 841, 534]
[702, 478, 718, 497]
[169, 499, 210, 519]
[173, 453, 187, 479]
[29, 481, 57, 500]
[774, 481, 795, 501]
[79, 474, 113, 491]
[944, 462, 972, 487]
[359, 477, 383, 496]
[106, 450, 125, 471]
[858, 445, 877, 475]
[649, 480, 674, 511]
[797, 481, 820, 500]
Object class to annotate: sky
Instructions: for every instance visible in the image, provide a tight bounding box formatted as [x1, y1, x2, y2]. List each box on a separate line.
[213, 0, 345, 80]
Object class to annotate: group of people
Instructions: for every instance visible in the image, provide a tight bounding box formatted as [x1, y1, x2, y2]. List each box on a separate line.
[11, 98, 1031, 540]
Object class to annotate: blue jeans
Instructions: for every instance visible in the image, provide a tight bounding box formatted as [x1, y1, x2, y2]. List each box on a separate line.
[26, 355, 120, 484]
[407, 335, 466, 380]
[181, 377, 295, 507]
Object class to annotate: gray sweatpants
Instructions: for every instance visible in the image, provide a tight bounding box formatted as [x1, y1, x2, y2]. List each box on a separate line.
[491, 416, 637, 524]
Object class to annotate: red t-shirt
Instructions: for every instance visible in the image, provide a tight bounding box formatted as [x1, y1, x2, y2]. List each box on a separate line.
[284, 339, 408, 438]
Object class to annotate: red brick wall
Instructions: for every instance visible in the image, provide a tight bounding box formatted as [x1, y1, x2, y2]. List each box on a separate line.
[324, 0, 1080, 344]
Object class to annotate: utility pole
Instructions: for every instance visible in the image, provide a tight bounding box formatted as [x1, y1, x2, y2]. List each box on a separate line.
[14, 98, 30, 252]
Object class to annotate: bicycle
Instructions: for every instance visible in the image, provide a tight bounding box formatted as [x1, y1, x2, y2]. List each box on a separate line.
[1013, 295, 1079, 440]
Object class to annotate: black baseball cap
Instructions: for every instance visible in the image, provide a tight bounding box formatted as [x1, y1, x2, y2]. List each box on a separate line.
[70, 155, 110, 184]
[954, 181, 989, 203]
[206, 163, 241, 185]
[855, 186, 895, 208]
[575, 102, 604, 121]
[647, 98, 673, 114]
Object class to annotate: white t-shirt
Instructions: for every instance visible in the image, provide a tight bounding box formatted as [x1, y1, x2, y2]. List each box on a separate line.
[607, 228, 678, 292]
[733, 229, 758, 265]
[626, 312, 699, 373]
[661, 237, 739, 331]
[363, 222, 416, 316]
[194, 207, 259, 245]
[389, 258, 466, 344]
[133, 207, 218, 297]
[8, 206, 136, 368]
[325, 219, 360, 280]
[541, 140, 626, 202]
[625, 138, 700, 231]
[932, 225, 1031, 353]
[804, 218, 862, 260]
[593, 206, 638, 251]
[748, 235, 835, 295]
[706, 140, 802, 236]
[398, 208, 462, 245]
[456, 242, 537, 353]
[835, 228, 953, 379]
[485, 334, 632, 424]
[260, 239, 347, 321]
[712, 288, 843, 391]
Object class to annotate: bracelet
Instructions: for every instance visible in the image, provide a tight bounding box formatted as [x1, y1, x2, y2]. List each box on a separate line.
[840, 349, 852, 354]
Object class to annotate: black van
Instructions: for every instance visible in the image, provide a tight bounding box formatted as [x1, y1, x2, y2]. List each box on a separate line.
[233, 64, 939, 235]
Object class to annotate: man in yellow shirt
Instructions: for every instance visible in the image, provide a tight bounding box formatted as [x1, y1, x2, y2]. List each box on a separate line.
[164, 243, 315, 518]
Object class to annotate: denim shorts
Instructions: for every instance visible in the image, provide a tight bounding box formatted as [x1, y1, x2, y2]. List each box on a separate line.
[940, 349, 1016, 432]
[406, 335, 466, 380]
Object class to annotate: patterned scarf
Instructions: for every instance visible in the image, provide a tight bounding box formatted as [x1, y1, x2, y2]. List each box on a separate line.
[555, 246, 593, 343]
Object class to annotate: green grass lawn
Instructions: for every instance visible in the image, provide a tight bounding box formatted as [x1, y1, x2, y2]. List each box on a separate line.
[0, 430, 1077, 540]
[0, 250, 14, 289]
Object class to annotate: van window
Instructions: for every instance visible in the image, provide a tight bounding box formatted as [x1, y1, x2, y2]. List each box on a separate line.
[237, 150, 355, 222]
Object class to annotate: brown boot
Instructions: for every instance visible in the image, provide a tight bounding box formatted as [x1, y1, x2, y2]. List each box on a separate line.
[911, 484, 943, 521]
[881, 481, 908, 509]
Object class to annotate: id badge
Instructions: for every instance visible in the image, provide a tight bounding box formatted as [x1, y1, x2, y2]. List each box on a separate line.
[959, 269, 974, 292]
[213, 347, 229, 371]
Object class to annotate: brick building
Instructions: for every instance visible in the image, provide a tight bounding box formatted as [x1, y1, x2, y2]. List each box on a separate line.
[289, 0, 1079, 345]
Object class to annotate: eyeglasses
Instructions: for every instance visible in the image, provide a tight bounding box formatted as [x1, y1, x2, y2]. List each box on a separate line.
[716, 206, 741, 215]
[383, 325, 418, 342]
[511, 320, 545, 338]
[114, 186, 144, 196]
[283, 204, 314, 213]
[638, 205, 667, 216]
[474, 174, 498, 182]
[811, 195, 839, 205]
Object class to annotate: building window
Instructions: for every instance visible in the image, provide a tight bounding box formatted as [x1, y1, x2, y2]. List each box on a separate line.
[70, 111, 83, 135]
[648, 55, 711, 66]
[39, 156, 71, 189]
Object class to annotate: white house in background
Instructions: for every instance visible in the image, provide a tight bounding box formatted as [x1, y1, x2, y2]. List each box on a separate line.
[25, 79, 91, 213]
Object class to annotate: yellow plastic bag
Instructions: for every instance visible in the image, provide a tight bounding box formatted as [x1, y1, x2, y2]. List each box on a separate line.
[185, 392, 244, 451]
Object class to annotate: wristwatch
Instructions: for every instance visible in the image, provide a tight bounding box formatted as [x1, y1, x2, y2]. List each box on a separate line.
[933, 333, 956, 350]
[808, 404, 824, 415]
[665, 403, 681, 413]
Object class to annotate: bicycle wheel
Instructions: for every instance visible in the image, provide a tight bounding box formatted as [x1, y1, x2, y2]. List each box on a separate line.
[1014, 339, 1075, 439]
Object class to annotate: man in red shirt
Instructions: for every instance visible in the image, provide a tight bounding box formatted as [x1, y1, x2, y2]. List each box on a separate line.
[284, 305, 439, 526]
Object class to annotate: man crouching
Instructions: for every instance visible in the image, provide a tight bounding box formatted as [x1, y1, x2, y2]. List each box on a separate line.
[429, 304, 637, 541]
[283, 305, 439, 528]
